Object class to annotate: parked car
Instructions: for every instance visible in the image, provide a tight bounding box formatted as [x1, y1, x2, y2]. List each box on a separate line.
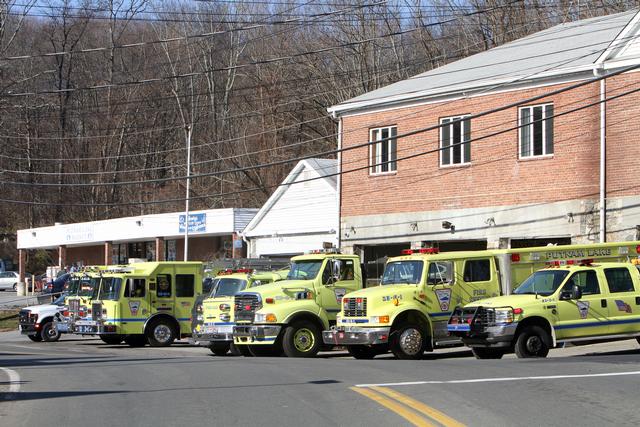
[0, 271, 20, 291]
[43, 273, 71, 296]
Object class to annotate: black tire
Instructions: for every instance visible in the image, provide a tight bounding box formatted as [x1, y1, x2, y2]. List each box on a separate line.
[209, 342, 231, 356]
[248, 344, 283, 357]
[282, 320, 322, 358]
[390, 323, 428, 360]
[229, 342, 242, 356]
[236, 344, 254, 357]
[100, 335, 124, 345]
[146, 319, 176, 347]
[514, 325, 551, 358]
[347, 345, 384, 360]
[471, 347, 506, 359]
[40, 321, 61, 342]
[12, 283, 17, 292]
[27, 334, 42, 342]
[124, 334, 147, 347]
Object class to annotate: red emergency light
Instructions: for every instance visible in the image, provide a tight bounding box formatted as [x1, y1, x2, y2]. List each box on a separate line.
[511, 253, 521, 262]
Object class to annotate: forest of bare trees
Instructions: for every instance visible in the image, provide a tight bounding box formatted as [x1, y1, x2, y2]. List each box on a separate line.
[0, 0, 638, 258]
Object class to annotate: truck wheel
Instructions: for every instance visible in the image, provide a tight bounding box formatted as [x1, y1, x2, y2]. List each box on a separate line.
[514, 325, 550, 358]
[471, 347, 505, 359]
[347, 345, 383, 360]
[282, 321, 321, 358]
[209, 342, 231, 356]
[230, 342, 242, 356]
[41, 321, 61, 342]
[124, 334, 147, 347]
[390, 324, 427, 360]
[100, 335, 124, 345]
[146, 319, 176, 347]
[28, 334, 42, 342]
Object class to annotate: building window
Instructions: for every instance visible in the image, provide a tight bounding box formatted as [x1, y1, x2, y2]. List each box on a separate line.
[369, 126, 397, 174]
[520, 104, 554, 158]
[440, 116, 470, 166]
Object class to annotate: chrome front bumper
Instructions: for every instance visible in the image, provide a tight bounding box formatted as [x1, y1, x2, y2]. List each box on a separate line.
[460, 323, 519, 348]
[194, 324, 235, 345]
[233, 324, 282, 344]
[322, 327, 391, 346]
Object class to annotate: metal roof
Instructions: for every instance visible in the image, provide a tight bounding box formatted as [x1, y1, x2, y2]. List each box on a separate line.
[329, 9, 639, 115]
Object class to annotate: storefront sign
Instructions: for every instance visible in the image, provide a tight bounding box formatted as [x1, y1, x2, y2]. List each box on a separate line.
[179, 213, 207, 233]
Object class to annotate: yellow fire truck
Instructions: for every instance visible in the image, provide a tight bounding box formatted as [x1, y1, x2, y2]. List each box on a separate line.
[72, 262, 203, 347]
[193, 268, 288, 356]
[323, 242, 640, 359]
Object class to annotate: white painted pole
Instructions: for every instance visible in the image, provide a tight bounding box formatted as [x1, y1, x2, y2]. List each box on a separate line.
[599, 78, 606, 243]
[184, 125, 192, 261]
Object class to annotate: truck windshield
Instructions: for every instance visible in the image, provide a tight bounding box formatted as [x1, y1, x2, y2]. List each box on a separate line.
[287, 260, 323, 280]
[382, 261, 424, 285]
[514, 270, 570, 296]
[95, 277, 122, 300]
[79, 279, 97, 297]
[213, 278, 248, 297]
[66, 278, 80, 295]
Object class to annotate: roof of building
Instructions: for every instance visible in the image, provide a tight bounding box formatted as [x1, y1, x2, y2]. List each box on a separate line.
[242, 158, 338, 236]
[329, 9, 640, 115]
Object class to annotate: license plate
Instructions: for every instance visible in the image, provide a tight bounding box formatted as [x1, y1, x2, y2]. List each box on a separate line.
[448, 324, 471, 332]
[78, 325, 95, 333]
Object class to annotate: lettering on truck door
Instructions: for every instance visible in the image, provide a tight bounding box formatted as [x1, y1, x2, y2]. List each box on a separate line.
[123, 278, 148, 334]
[459, 258, 499, 305]
[603, 267, 640, 335]
[319, 258, 360, 320]
[153, 273, 175, 318]
[425, 260, 455, 334]
[555, 270, 609, 340]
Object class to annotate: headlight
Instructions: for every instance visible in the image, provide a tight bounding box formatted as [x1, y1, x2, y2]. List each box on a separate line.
[494, 309, 514, 324]
[219, 303, 231, 311]
[196, 304, 203, 313]
[370, 315, 390, 324]
[220, 313, 231, 322]
[255, 313, 277, 323]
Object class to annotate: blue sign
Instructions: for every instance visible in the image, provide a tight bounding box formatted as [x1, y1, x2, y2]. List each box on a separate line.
[179, 213, 207, 233]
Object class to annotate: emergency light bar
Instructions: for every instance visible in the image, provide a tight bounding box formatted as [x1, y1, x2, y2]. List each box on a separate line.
[305, 248, 340, 254]
[218, 268, 254, 275]
[401, 248, 439, 255]
[102, 267, 135, 274]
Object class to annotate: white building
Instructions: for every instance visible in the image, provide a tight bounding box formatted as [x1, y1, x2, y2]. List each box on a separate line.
[242, 159, 338, 258]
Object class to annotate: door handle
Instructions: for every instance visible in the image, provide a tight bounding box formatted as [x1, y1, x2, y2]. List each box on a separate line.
[601, 299, 607, 308]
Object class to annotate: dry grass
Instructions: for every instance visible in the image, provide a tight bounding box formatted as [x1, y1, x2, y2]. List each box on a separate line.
[0, 309, 19, 332]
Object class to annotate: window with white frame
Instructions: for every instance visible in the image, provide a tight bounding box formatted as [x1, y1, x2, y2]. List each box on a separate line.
[369, 126, 397, 174]
[440, 116, 471, 166]
[520, 104, 554, 158]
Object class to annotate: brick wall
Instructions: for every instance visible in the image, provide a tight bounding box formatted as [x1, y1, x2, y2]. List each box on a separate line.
[340, 75, 640, 219]
[67, 245, 104, 266]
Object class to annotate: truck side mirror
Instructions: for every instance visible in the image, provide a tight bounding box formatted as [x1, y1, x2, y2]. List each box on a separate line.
[560, 284, 582, 300]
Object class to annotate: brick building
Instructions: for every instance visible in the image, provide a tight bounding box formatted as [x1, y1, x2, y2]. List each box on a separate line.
[328, 10, 640, 274]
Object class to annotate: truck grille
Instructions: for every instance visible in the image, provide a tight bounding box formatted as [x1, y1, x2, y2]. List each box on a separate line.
[449, 306, 496, 330]
[69, 299, 80, 314]
[92, 302, 102, 321]
[343, 297, 367, 317]
[234, 293, 261, 322]
[19, 309, 35, 325]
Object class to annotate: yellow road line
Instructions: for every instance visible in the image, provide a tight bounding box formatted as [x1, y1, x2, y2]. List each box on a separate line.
[372, 386, 466, 427]
[350, 386, 435, 427]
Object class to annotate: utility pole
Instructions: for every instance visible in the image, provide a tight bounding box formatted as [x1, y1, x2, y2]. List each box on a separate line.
[183, 125, 192, 261]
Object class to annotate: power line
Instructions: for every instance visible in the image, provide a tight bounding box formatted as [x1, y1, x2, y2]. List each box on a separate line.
[1, 62, 638, 190]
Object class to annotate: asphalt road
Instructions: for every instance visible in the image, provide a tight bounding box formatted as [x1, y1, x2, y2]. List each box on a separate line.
[1, 331, 640, 427]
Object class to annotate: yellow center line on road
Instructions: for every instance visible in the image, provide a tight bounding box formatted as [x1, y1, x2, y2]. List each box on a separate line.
[350, 386, 435, 427]
[372, 386, 466, 427]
